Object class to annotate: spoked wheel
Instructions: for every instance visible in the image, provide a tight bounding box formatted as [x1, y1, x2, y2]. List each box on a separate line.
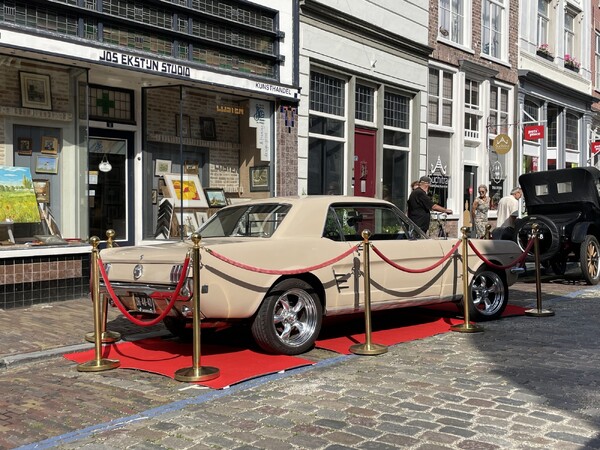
[580, 235, 600, 285]
[251, 278, 323, 355]
[463, 268, 508, 321]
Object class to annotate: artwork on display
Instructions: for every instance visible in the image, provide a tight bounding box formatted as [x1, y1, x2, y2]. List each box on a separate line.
[184, 160, 199, 175]
[0, 166, 41, 223]
[35, 155, 59, 174]
[199, 117, 217, 140]
[250, 165, 269, 192]
[17, 138, 33, 156]
[175, 114, 191, 138]
[41, 136, 59, 155]
[178, 212, 199, 236]
[155, 159, 172, 177]
[204, 188, 227, 207]
[163, 174, 209, 208]
[19, 72, 52, 110]
[151, 189, 158, 205]
[32, 179, 50, 204]
[195, 211, 209, 227]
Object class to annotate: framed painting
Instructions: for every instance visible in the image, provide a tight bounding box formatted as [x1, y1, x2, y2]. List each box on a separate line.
[250, 166, 270, 192]
[33, 179, 50, 203]
[204, 188, 228, 207]
[41, 136, 59, 155]
[20, 72, 52, 110]
[196, 211, 209, 227]
[163, 174, 209, 208]
[199, 117, 217, 140]
[35, 155, 59, 174]
[17, 137, 33, 156]
[184, 160, 199, 175]
[155, 159, 172, 177]
[175, 114, 191, 138]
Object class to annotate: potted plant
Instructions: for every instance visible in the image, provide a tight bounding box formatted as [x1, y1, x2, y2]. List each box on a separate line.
[564, 54, 580, 72]
[536, 44, 553, 60]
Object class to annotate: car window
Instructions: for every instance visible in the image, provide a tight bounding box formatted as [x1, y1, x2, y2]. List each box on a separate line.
[556, 182, 572, 194]
[322, 205, 421, 241]
[199, 204, 291, 238]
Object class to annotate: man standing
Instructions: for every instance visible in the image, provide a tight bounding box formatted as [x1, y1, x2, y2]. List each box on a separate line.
[496, 187, 522, 228]
[407, 176, 452, 234]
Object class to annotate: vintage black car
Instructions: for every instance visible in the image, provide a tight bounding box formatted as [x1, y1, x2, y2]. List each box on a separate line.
[514, 167, 600, 284]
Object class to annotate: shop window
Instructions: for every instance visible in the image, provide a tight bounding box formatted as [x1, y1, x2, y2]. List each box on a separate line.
[565, 112, 579, 151]
[308, 71, 346, 195]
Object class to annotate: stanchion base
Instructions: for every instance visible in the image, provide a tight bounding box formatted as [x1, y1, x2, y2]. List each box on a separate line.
[84, 330, 122, 344]
[525, 308, 555, 317]
[77, 359, 120, 372]
[175, 366, 220, 382]
[349, 342, 388, 355]
[450, 322, 484, 333]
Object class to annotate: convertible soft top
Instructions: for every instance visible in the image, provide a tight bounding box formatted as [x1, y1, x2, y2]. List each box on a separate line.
[519, 167, 600, 215]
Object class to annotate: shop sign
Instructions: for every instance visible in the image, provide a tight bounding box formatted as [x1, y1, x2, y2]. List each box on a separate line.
[99, 50, 191, 77]
[524, 125, 544, 140]
[591, 141, 600, 155]
[216, 105, 244, 115]
[254, 83, 295, 97]
[493, 134, 512, 154]
[249, 100, 272, 161]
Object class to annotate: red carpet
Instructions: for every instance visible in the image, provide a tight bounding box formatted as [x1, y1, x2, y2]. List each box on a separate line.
[315, 303, 526, 355]
[64, 337, 314, 389]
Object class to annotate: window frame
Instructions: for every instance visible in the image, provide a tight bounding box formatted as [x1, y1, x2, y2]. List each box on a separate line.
[428, 67, 454, 130]
[481, 0, 506, 61]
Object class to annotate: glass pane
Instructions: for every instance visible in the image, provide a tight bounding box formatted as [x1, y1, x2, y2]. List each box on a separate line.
[308, 138, 343, 195]
[310, 72, 345, 116]
[355, 84, 374, 122]
[382, 148, 408, 211]
[384, 130, 409, 147]
[309, 116, 344, 137]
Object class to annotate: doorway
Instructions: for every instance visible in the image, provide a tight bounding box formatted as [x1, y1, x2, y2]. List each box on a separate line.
[88, 129, 134, 245]
[353, 127, 376, 197]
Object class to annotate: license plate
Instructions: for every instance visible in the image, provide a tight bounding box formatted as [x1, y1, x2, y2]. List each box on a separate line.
[134, 294, 155, 314]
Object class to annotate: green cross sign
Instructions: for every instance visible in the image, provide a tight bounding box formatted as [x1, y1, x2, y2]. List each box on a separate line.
[96, 93, 115, 115]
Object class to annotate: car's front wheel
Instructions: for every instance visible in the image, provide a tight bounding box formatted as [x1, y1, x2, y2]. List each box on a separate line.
[463, 267, 508, 321]
[580, 235, 600, 285]
[251, 278, 323, 355]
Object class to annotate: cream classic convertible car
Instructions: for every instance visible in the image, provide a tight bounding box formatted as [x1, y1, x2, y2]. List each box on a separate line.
[100, 196, 523, 355]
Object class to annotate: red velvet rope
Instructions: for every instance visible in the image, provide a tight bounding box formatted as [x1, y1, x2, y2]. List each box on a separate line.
[371, 240, 462, 273]
[468, 238, 534, 270]
[97, 255, 191, 327]
[205, 244, 361, 275]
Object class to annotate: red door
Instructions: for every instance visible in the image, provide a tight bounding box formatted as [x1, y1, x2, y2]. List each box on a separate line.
[353, 128, 376, 197]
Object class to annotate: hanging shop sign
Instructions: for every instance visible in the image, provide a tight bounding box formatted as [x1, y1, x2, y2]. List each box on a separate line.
[524, 125, 545, 140]
[591, 141, 600, 155]
[492, 134, 512, 155]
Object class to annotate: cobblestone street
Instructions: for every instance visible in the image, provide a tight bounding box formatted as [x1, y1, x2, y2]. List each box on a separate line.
[1, 267, 599, 449]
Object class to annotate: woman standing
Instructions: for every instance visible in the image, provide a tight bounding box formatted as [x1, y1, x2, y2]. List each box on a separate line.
[472, 184, 490, 238]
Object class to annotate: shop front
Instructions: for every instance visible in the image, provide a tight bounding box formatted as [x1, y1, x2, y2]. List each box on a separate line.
[0, 0, 299, 308]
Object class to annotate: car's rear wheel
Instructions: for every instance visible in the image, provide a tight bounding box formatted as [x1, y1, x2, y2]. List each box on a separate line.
[580, 235, 600, 285]
[251, 278, 323, 355]
[463, 267, 508, 321]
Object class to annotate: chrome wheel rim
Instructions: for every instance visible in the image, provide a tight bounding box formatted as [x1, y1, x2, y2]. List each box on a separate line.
[272, 288, 319, 348]
[471, 272, 505, 316]
[585, 241, 600, 280]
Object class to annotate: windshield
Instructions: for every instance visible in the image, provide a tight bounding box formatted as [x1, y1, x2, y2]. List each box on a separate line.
[199, 203, 291, 238]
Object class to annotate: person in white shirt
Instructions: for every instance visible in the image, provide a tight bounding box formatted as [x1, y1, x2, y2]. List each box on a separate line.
[496, 187, 522, 229]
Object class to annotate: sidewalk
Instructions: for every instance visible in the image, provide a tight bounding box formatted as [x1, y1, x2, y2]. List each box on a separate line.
[0, 297, 167, 369]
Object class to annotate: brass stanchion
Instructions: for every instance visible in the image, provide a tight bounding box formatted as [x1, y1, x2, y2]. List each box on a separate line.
[525, 223, 554, 317]
[350, 230, 388, 355]
[77, 237, 120, 372]
[85, 229, 121, 344]
[451, 227, 484, 333]
[175, 233, 220, 382]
